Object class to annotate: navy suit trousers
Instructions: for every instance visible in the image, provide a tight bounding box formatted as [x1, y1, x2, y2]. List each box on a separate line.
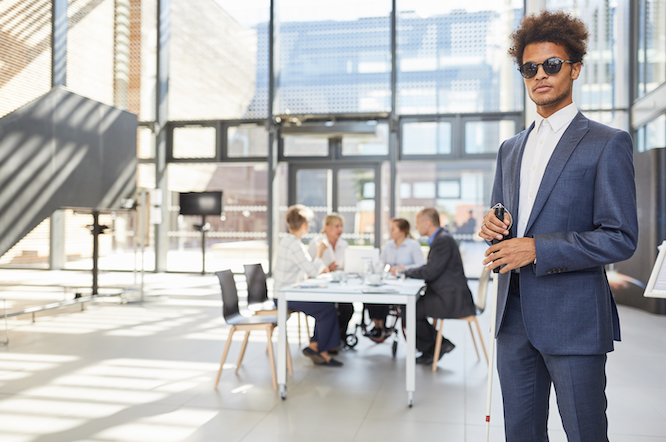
[496, 274, 608, 442]
[287, 301, 340, 352]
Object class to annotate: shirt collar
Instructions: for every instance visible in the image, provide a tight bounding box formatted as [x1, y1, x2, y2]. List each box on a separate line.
[535, 102, 578, 134]
[427, 227, 442, 247]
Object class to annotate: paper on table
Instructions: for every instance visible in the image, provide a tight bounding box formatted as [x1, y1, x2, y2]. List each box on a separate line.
[293, 280, 328, 289]
[362, 287, 399, 294]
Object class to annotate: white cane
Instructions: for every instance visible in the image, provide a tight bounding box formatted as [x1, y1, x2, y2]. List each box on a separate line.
[485, 204, 507, 442]
[485, 269, 500, 442]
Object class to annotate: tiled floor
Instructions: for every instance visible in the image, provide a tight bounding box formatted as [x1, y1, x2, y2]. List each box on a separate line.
[0, 270, 664, 442]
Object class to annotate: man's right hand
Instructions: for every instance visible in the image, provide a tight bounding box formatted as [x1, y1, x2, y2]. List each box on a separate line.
[478, 209, 511, 242]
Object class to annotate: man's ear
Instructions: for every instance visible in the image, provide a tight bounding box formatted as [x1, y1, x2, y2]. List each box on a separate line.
[570, 61, 582, 80]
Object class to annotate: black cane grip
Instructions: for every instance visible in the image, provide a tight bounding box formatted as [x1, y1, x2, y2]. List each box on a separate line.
[491, 206, 506, 273]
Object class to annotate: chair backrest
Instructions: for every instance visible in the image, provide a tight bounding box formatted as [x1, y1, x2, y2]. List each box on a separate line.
[244, 263, 268, 305]
[475, 268, 490, 314]
[216, 270, 240, 320]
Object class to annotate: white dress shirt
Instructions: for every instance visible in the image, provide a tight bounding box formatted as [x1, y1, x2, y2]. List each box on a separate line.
[380, 237, 425, 269]
[517, 103, 579, 238]
[307, 234, 348, 268]
[273, 234, 326, 292]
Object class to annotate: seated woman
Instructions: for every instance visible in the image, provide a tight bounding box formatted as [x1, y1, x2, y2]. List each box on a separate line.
[273, 205, 343, 367]
[307, 213, 353, 344]
[366, 218, 425, 339]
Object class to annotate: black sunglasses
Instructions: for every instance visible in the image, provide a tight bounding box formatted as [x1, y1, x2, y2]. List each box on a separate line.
[518, 58, 574, 79]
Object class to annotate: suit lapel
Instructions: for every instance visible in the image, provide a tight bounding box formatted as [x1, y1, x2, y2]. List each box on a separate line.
[523, 113, 590, 236]
[505, 123, 533, 237]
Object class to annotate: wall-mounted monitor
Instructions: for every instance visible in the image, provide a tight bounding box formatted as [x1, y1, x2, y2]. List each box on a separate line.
[179, 192, 223, 216]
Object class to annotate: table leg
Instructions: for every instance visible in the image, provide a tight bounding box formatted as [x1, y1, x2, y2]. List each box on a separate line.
[406, 296, 416, 407]
[277, 294, 287, 399]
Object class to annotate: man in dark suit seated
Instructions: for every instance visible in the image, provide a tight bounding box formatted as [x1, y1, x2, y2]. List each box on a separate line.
[392, 208, 476, 365]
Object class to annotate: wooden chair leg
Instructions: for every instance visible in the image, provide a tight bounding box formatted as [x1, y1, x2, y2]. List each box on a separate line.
[236, 330, 251, 373]
[468, 321, 480, 360]
[215, 326, 236, 387]
[472, 317, 489, 365]
[432, 319, 443, 372]
[265, 325, 278, 390]
[297, 311, 302, 346]
[286, 335, 294, 376]
[304, 313, 311, 340]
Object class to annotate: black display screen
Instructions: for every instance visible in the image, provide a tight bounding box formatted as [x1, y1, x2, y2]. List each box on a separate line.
[179, 192, 223, 216]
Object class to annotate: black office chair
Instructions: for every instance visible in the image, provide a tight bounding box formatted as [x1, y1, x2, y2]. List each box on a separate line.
[215, 270, 292, 390]
[243, 263, 311, 346]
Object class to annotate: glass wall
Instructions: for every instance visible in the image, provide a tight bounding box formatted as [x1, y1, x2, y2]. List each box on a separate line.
[395, 161, 495, 278]
[396, 1, 524, 114]
[169, 0, 269, 120]
[0, 0, 52, 118]
[638, 0, 666, 97]
[167, 163, 269, 273]
[277, 0, 392, 114]
[546, 0, 630, 130]
[637, 113, 666, 151]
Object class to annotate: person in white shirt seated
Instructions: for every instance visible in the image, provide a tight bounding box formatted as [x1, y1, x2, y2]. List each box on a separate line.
[366, 218, 425, 339]
[307, 213, 353, 344]
[274, 205, 343, 367]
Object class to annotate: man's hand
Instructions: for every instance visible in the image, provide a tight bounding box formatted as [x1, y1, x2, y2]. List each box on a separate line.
[328, 262, 338, 272]
[483, 237, 536, 274]
[390, 265, 405, 276]
[478, 209, 511, 242]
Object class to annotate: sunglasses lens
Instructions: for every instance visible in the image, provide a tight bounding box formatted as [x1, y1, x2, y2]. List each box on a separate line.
[520, 63, 537, 78]
[543, 59, 563, 75]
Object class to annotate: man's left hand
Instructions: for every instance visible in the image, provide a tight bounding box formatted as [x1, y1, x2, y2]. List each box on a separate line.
[483, 237, 536, 274]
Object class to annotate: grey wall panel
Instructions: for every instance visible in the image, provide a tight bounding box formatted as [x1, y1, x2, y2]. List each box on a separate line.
[0, 87, 137, 257]
[613, 148, 666, 314]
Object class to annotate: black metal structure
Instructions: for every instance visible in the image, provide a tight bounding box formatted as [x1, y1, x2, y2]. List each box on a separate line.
[0, 87, 137, 258]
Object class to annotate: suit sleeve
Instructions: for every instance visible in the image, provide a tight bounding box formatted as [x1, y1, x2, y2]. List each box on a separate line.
[533, 131, 638, 275]
[405, 236, 452, 281]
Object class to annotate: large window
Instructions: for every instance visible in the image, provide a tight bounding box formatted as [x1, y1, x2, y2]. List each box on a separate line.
[637, 113, 666, 152]
[0, 0, 52, 118]
[396, 1, 524, 114]
[395, 161, 495, 277]
[638, 0, 666, 98]
[277, 0, 392, 114]
[547, 0, 631, 130]
[169, 0, 269, 120]
[167, 163, 269, 272]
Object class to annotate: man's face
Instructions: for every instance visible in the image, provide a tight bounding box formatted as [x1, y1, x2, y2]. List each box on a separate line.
[415, 214, 430, 236]
[522, 42, 581, 116]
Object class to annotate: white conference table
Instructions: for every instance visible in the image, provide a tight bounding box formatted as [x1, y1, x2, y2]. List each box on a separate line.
[277, 277, 425, 407]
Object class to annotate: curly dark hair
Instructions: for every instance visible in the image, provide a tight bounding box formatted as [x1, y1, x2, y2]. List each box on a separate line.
[508, 10, 588, 66]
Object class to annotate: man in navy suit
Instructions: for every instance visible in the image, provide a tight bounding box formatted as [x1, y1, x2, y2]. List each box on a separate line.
[478, 10, 638, 442]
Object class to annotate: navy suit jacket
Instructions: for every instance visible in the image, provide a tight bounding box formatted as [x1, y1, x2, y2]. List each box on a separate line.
[491, 112, 638, 355]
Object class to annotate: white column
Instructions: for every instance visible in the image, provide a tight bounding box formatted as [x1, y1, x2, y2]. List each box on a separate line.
[49, 210, 66, 270]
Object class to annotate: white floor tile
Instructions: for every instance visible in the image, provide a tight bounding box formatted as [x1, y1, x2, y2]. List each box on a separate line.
[0, 269, 663, 442]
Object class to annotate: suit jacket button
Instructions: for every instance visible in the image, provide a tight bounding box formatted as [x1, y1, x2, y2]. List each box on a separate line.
[547, 270, 552, 275]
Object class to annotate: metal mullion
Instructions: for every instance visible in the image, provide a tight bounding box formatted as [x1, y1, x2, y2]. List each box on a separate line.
[154, 0, 171, 272]
[218, 121, 226, 162]
[374, 162, 382, 248]
[331, 167, 338, 215]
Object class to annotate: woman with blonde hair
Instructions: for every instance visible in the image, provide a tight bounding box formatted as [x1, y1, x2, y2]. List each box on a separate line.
[308, 213, 353, 346]
[274, 205, 343, 367]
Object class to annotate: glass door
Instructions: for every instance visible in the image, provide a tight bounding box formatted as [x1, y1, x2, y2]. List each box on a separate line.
[289, 164, 381, 247]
